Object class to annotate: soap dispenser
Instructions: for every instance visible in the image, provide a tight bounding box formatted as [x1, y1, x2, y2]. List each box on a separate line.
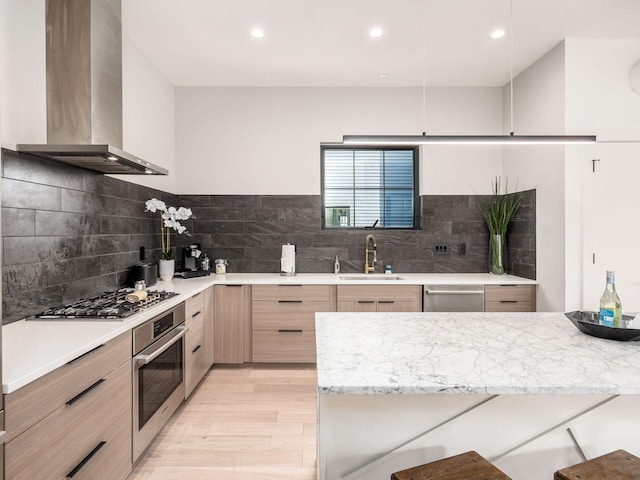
[334, 256, 341, 275]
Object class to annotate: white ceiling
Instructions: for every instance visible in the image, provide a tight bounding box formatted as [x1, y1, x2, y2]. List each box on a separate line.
[122, 0, 640, 88]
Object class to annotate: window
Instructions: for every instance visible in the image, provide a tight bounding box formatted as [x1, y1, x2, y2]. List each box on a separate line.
[321, 146, 419, 229]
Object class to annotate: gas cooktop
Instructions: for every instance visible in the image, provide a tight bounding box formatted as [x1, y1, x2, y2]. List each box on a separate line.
[29, 289, 179, 321]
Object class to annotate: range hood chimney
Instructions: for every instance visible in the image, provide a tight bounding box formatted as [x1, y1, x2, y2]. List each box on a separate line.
[17, 0, 167, 175]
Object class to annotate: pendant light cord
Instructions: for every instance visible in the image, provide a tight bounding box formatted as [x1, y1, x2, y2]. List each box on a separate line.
[509, 0, 514, 135]
[422, 0, 427, 135]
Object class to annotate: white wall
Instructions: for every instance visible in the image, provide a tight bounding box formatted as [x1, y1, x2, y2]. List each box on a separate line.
[0, 0, 46, 148]
[175, 87, 504, 195]
[566, 39, 640, 134]
[502, 42, 566, 311]
[0, 0, 177, 192]
[564, 39, 640, 312]
[116, 35, 177, 193]
[0, 0, 5, 145]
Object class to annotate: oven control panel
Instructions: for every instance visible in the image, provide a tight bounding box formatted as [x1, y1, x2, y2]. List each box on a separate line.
[153, 312, 174, 338]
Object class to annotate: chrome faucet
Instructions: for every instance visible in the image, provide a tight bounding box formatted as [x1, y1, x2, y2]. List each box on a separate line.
[365, 234, 377, 274]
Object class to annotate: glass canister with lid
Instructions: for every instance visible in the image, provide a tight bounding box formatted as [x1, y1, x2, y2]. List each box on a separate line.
[215, 259, 228, 274]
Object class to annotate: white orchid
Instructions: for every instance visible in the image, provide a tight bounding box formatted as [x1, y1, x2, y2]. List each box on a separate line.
[145, 198, 195, 260]
[145, 198, 167, 213]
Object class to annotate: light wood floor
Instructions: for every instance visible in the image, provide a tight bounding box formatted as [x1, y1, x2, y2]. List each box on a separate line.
[128, 364, 318, 480]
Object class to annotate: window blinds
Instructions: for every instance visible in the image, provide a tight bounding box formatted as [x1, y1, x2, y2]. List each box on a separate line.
[322, 148, 417, 228]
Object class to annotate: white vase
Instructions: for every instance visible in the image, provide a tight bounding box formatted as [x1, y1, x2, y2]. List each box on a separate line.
[158, 259, 175, 281]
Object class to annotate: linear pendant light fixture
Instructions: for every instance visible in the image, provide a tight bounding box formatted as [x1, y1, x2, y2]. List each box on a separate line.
[342, 0, 596, 146]
[342, 134, 597, 145]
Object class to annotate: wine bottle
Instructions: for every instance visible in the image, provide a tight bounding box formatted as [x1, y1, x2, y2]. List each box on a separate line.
[599, 270, 623, 328]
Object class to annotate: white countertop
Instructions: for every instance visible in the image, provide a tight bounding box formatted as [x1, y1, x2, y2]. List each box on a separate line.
[2, 272, 535, 394]
[315, 311, 640, 395]
[212, 272, 535, 285]
[2, 277, 214, 394]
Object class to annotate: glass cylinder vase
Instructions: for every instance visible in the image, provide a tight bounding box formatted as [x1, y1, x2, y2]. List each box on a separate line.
[489, 234, 506, 275]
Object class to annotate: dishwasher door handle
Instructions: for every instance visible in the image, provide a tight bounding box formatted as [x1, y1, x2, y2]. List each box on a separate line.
[425, 290, 484, 295]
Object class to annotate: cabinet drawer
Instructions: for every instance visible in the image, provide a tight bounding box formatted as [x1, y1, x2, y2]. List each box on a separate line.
[5, 331, 130, 442]
[338, 285, 422, 303]
[185, 310, 208, 397]
[484, 301, 534, 312]
[252, 301, 332, 330]
[252, 284, 332, 302]
[6, 359, 131, 480]
[376, 300, 422, 312]
[252, 329, 316, 363]
[185, 290, 206, 319]
[69, 413, 132, 480]
[484, 284, 535, 303]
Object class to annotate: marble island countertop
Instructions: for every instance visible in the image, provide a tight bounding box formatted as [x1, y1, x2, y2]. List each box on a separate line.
[315, 311, 640, 396]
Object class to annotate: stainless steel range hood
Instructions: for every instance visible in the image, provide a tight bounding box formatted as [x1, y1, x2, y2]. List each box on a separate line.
[17, 0, 167, 175]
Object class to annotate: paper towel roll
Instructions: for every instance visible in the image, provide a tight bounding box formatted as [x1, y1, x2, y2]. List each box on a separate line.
[280, 244, 296, 276]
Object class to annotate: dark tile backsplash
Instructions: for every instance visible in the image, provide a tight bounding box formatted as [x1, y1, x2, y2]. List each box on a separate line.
[174, 190, 536, 279]
[1, 148, 536, 324]
[1, 148, 177, 323]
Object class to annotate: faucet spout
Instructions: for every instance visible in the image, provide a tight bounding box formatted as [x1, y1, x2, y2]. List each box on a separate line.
[365, 234, 377, 274]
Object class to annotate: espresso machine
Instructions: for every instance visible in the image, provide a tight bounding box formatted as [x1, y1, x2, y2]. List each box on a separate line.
[175, 243, 211, 278]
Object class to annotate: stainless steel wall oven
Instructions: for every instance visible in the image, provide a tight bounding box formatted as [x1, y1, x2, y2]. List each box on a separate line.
[132, 302, 186, 461]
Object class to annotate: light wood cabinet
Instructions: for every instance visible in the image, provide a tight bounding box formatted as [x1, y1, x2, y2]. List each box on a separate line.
[5, 356, 132, 480]
[214, 284, 250, 364]
[5, 331, 130, 443]
[185, 291, 209, 398]
[484, 284, 537, 312]
[252, 284, 336, 363]
[337, 285, 422, 312]
[204, 285, 215, 368]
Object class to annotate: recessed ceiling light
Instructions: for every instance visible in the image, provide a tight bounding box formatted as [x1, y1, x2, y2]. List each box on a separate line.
[369, 27, 384, 38]
[250, 28, 265, 39]
[378, 73, 390, 79]
[489, 29, 506, 40]
[107, 155, 118, 161]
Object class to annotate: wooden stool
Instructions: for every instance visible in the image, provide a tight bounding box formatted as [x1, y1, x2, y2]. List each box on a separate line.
[391, 451, 512, 480]
[555, 449, 640, 480]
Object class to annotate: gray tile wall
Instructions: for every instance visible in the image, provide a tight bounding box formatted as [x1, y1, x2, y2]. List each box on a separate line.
[1, 148, 177, 324]
[1, 148, 536, 324]
[174, 191, 536, 278]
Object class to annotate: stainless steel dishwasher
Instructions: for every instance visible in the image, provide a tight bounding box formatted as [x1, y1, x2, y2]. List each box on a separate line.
[423, 284, 485, 312]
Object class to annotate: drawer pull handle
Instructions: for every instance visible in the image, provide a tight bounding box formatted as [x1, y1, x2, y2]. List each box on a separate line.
[66, 441, 106, 478]
[378, 300, 395, 304]
[499, 284, 517, 287]
[192, 344, 202, 354]
[357, 300, 375, 304]
[192, 310, 202, 318]
[66, 378, 106, 406]
[192, 292, 202, 297]
[278, 284, 302, 287]
[278, 329, 303, 333]
[66, 344, 104, 365]
[278, 300, 303, 303]
[226, 285, 243, 287]
[425, 290, 484, 295]
[500, 300, 518, 303]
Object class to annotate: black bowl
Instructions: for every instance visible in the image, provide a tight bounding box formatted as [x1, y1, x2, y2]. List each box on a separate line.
[565, 310, 640, 341]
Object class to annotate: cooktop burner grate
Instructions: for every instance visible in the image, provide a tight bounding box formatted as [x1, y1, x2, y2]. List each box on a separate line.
[30, 289, 179, 320]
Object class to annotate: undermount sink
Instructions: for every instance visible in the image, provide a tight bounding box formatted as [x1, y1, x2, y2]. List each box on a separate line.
[339, 274, 404, 281]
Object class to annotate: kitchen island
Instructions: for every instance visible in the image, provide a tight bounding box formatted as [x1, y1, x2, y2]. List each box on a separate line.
[316, 312, 640, 480]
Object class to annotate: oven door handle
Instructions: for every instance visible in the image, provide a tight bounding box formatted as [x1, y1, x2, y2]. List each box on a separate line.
[134, 325, 188, 366]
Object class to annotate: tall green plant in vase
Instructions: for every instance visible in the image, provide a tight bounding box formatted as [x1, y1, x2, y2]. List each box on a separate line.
[481, 177, 522, 275]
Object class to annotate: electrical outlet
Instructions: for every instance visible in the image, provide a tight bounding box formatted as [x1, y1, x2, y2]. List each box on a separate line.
[458, 243, 466, 255]
[433, 243, 449, 255]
